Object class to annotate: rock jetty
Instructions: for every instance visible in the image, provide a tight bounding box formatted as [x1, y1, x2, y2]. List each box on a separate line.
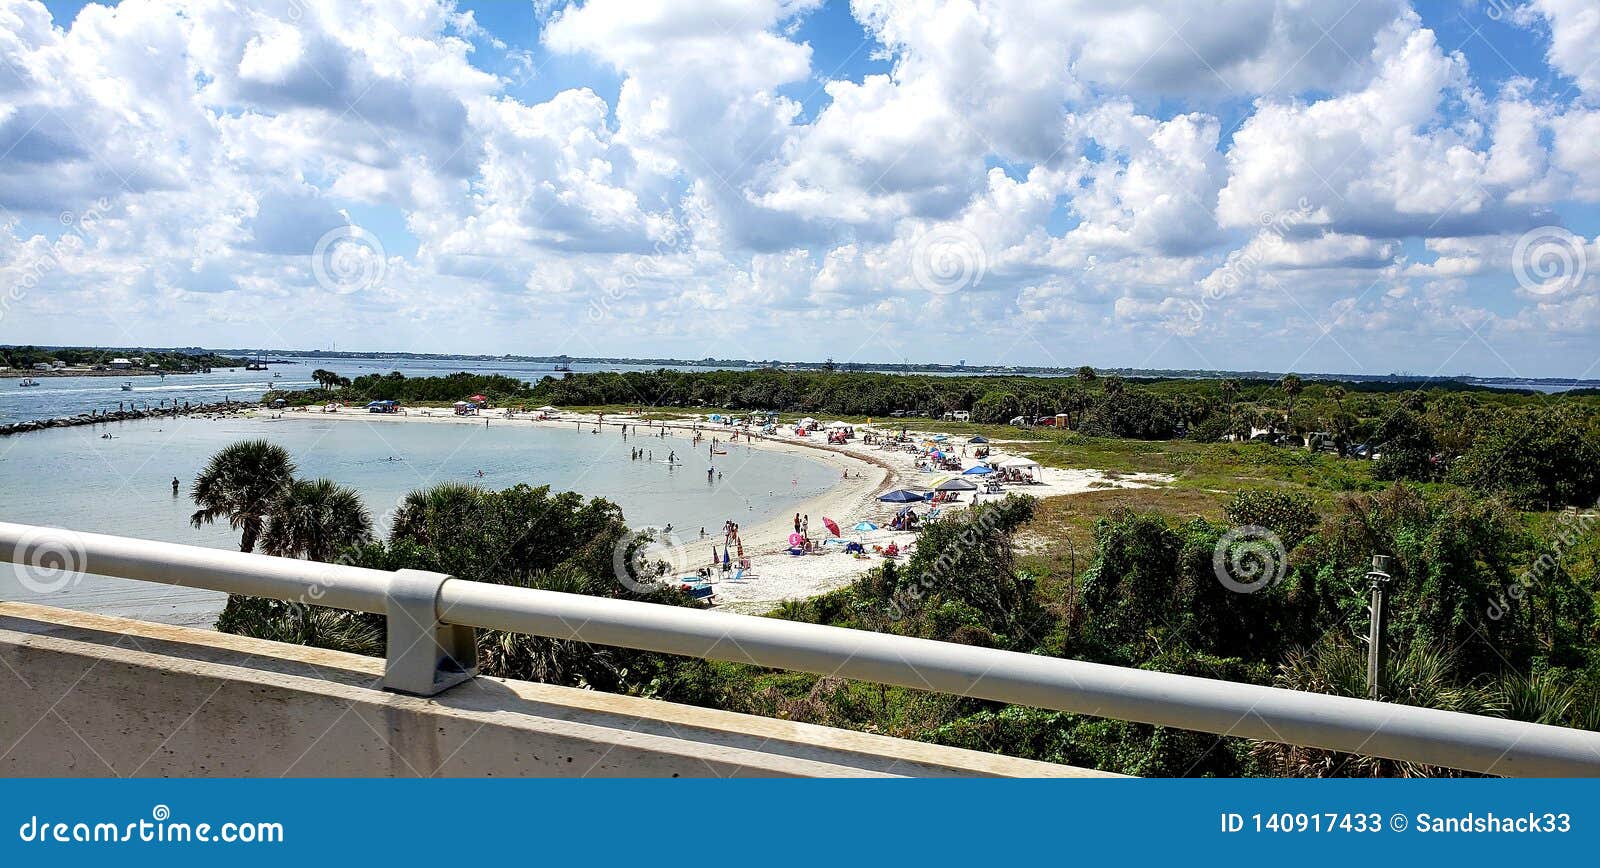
[0, 400, 248, 436]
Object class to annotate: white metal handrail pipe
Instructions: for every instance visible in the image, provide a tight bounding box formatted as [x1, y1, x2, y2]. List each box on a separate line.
[4, 521, 1599, 777]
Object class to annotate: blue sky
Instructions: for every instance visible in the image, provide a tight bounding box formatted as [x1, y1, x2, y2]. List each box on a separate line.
[4, 0, 1600, 377]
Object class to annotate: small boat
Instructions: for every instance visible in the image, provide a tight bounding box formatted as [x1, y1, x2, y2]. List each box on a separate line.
[120, 382, 133, 391]
[18, 377, 39, 387]
[554, 363, 572, 372]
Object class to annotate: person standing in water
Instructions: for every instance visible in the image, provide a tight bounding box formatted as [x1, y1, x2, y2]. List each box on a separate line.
[172, 477, 180, 496]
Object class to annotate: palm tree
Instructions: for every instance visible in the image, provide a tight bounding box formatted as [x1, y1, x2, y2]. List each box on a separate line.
[1279, 373, 1304, 416]
[260, 479, 373, 561]
[1220, 379, 1240, 437]
[1076, 365, 1096, 383]
[1254, 640, 1494, 777]
[390, 482, 485, 545]
[190, 440, 297, 552]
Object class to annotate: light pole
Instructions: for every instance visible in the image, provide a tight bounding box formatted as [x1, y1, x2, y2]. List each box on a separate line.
[1366, 554, 1393, 701]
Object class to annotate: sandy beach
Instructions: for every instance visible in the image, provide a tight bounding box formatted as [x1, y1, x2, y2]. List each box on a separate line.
[262, 405, 1171, 611]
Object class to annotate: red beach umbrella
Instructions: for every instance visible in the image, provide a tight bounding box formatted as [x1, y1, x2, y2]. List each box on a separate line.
[822, 517, 841, 537]
[469, 394, 488, 403]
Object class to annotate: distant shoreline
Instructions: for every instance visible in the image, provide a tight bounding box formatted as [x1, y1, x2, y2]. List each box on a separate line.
[1, 368, 203, 378]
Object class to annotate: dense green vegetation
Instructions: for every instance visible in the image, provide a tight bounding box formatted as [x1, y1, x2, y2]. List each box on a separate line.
[268, 371, 533, 405]
[0, 345, 247, 370]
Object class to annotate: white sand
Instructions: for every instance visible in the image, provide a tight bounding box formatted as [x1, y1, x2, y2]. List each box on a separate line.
[261, 406, 1172, 611]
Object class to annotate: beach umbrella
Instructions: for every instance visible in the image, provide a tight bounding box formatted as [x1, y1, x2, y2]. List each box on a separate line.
[853, 521, 879, 531]
[936, 477, 978, 491]
[365, 401, 386, 408]
[931, 434, 949, 442]
[879, 489, 926, 503]
[723, 548, 731, 568]
[822, 517, 841, 537]
[710, 545, 719, 565]
[968, 435, 988, 444]
[537, 406, 559, 412]
[469, 394, 487, 403]
[962, 465, 993, 475]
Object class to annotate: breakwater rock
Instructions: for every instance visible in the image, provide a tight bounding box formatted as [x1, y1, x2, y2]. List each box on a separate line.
[0, 400, 248, 436]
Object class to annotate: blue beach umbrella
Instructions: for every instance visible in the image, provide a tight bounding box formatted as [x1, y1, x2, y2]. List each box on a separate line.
[853, 521, 879, 531]
[963, 465, 993, 475]
[878, 489, 926, 503]
[968, 435, 989, 444]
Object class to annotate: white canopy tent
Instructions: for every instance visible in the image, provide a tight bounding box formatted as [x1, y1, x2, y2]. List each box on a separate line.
[996, 455, 1042, 481]
[997, 456, 1040, 469]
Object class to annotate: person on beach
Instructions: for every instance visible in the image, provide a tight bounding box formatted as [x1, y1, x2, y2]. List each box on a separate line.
[171, 477, 180, 495]
[707, 467, 714, 482]
[794, 513, 801, 533]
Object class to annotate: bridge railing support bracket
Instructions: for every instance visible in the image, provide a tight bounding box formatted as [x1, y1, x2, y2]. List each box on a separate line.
[384, 569, 478, 696]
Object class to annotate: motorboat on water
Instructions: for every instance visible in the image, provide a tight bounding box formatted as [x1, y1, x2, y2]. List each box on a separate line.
[18, 377, 39, 387]
[120, 381, 134, 391]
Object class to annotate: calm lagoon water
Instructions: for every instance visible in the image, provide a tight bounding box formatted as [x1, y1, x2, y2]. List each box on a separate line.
[0, 414, 836, 626]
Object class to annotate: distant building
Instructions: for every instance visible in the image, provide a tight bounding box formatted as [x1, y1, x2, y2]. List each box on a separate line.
[109, 358, 133, 369]
[32, 362, 52, 371]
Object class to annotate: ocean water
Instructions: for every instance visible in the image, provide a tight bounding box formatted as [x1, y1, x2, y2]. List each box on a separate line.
[0, 414, 836, 626]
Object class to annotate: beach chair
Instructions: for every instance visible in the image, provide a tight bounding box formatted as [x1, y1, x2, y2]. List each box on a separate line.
[681, 582, 714, 601]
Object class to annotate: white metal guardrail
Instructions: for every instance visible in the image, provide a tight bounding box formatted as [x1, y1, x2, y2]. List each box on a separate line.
[4, 521, 1599, 777]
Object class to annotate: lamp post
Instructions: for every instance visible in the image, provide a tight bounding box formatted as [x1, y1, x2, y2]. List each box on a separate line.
[1366, 554, 1393, 701]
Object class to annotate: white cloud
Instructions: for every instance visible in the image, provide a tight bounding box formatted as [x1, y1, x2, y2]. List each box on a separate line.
[0, 0, 1597, 376]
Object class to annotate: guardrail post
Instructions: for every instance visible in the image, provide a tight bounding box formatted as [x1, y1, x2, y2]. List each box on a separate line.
[384, 569, 478, 696]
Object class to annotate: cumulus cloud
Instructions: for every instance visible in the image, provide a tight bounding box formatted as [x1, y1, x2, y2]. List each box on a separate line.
[0, 0, 1596, 376]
